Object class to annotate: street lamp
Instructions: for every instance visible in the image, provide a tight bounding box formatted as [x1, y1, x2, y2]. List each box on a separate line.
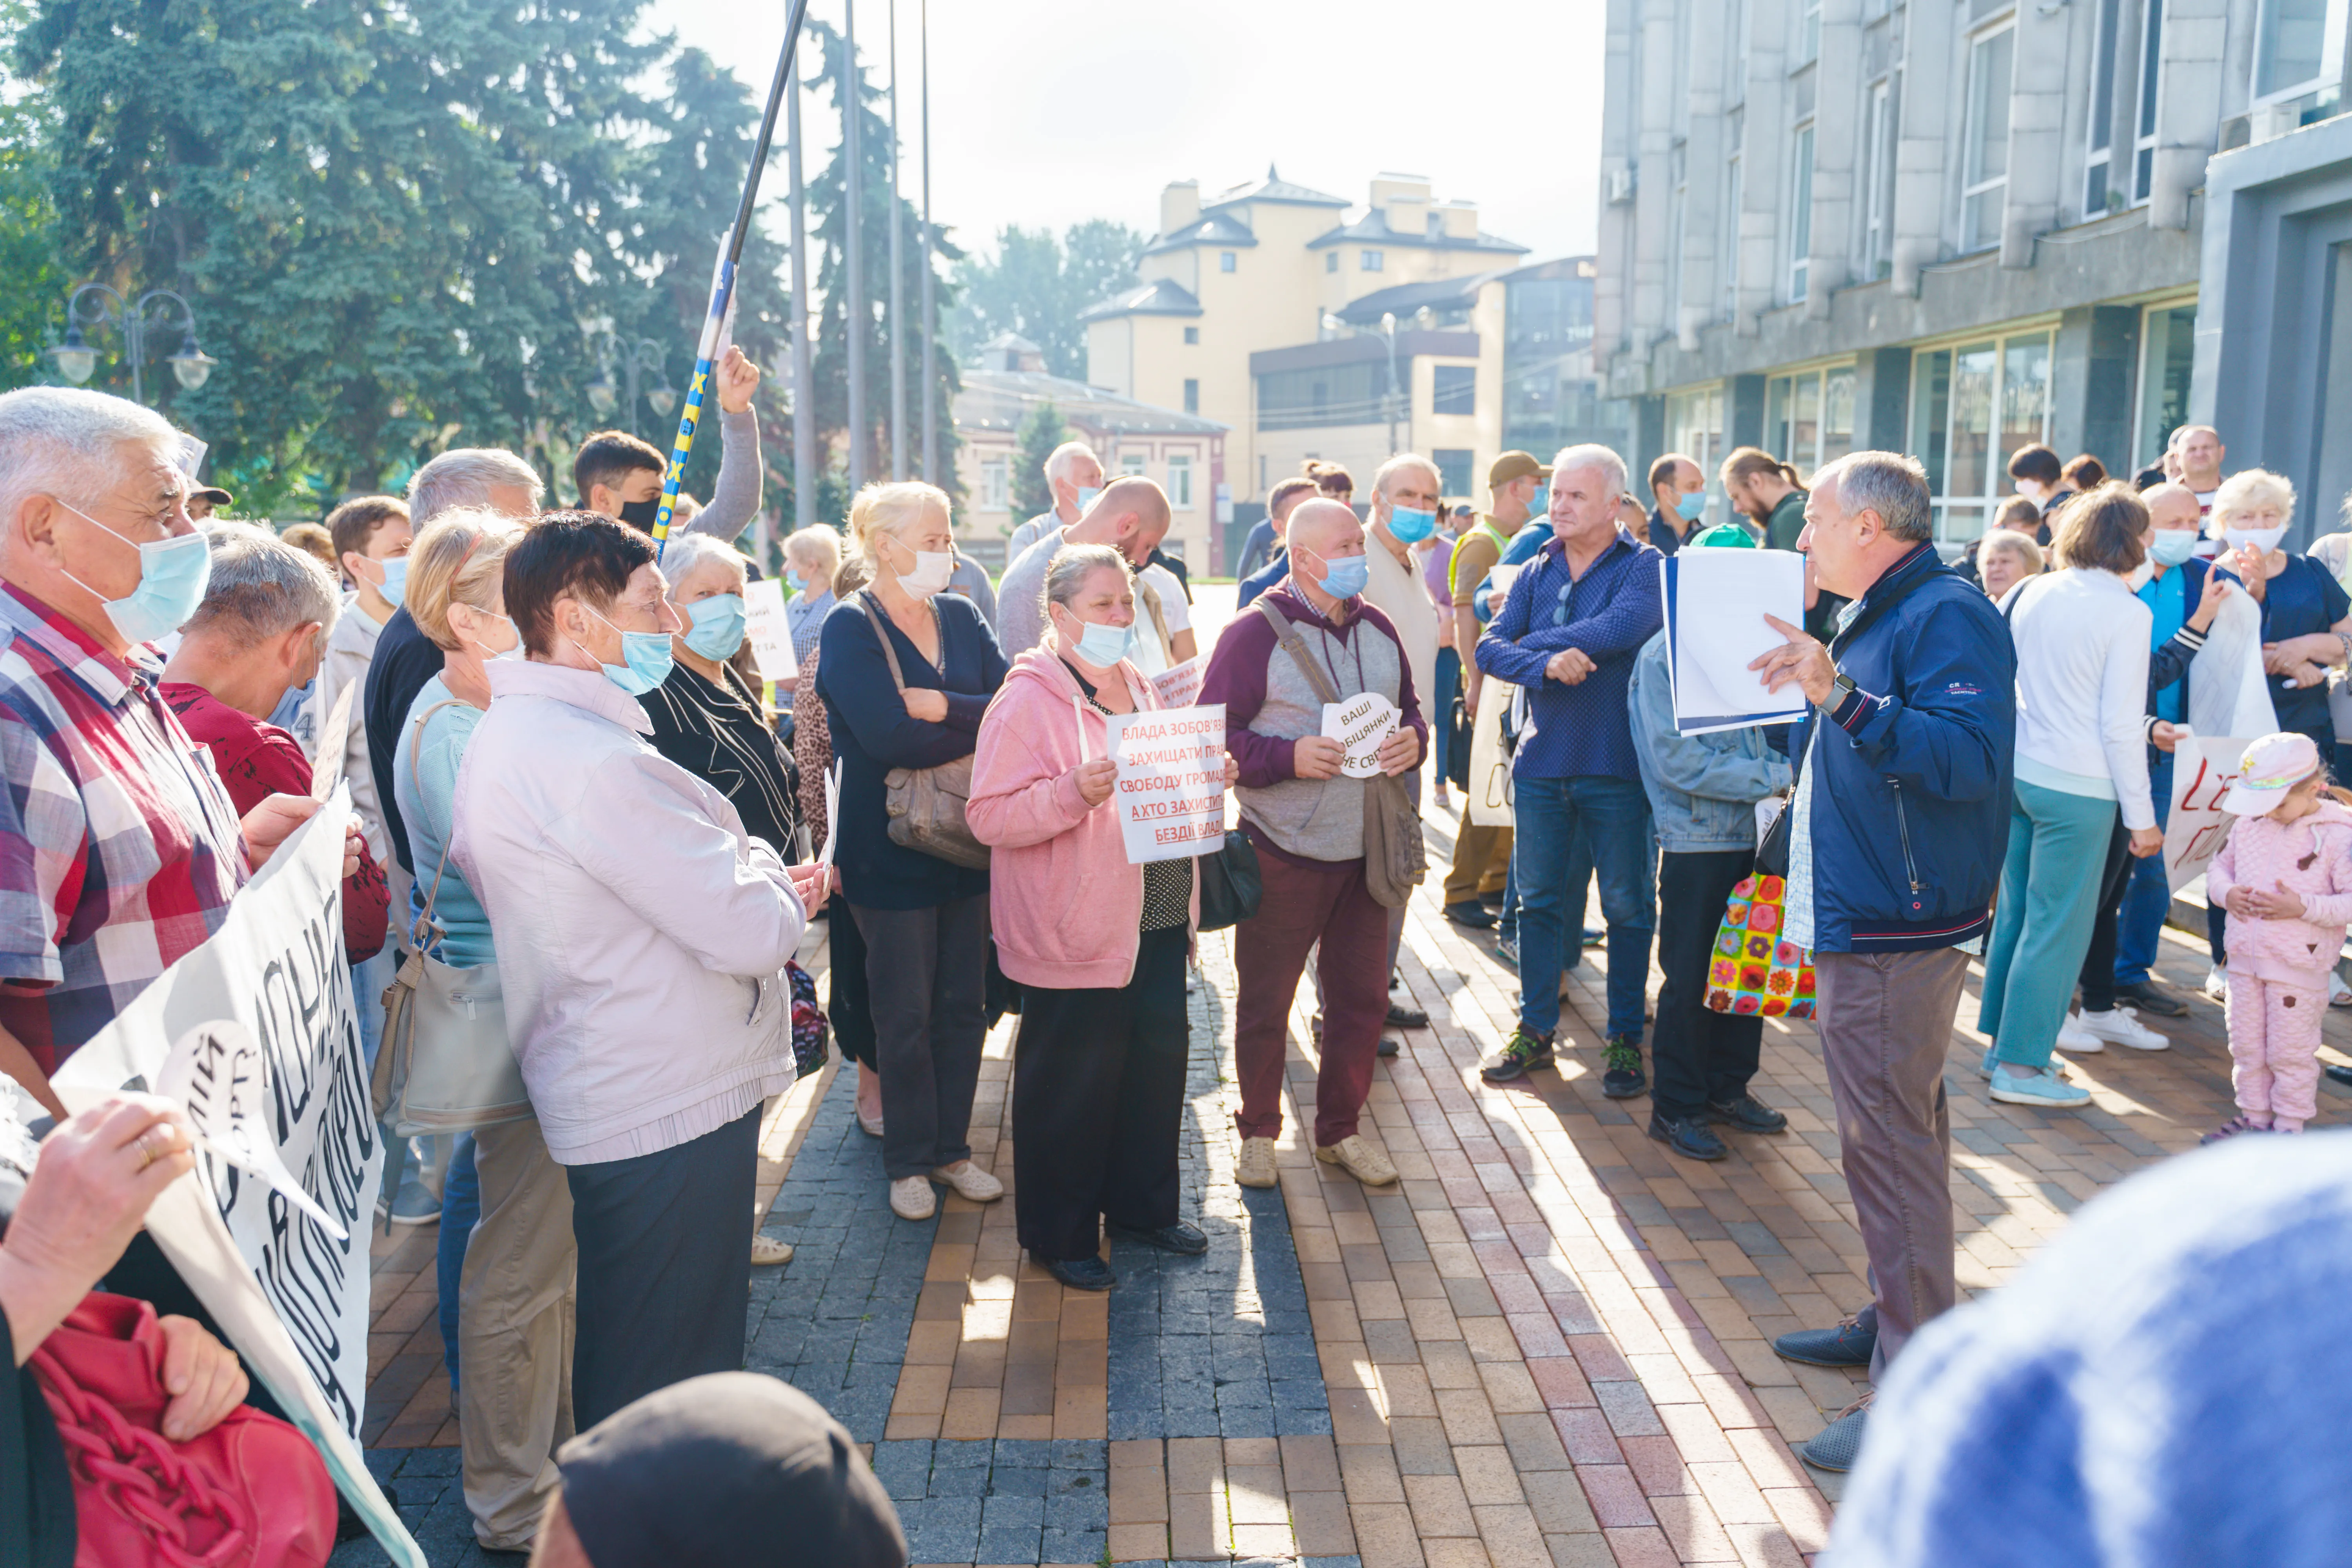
[590, 334, 677, 437]
[47, 284, 213, 404]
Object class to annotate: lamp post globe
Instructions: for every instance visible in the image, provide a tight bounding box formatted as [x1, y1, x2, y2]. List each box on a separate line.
[48, 325, 97, 386]
[168, 334, 216, 392]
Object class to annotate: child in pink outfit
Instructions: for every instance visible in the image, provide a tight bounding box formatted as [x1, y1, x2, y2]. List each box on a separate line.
[2202, 733, 2352, 1139]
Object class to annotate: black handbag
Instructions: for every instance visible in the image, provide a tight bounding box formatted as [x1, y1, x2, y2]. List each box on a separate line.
[1195, 829, 1263, 932]
[1446, 691, 1473, 791]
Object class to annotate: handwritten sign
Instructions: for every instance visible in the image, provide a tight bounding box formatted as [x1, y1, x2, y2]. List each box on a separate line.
[743, 577, 798, 682]
[1321, 693, 1399, 779]
[156, 1020, 347, 1238]
[1104, 703, 1229, 864]
[2167, 731, 2257, 892]
[309, 683, 358, 803]
[1150, 656, 1202, 710]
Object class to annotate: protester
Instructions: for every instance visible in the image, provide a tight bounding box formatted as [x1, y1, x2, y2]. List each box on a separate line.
[1236, 476, 1319, 610]
[815, 482, 1008, 1223]
[1646, 452, 1706, 556]
[2063, 453, 2108, 493]
[1747, 451, 2014, 1470]
[160, 524, 389, 965]
[996, 477, 1187, 671]
[1976, 529, 2042, 599]
[1357, 455, 1445, 1029]
[1626, 528, 1793, 1161]
[523, 1373, 905, 1568]
[185, 483, 231, 522]
[1007, 441, 1104, 562]
[1413, 514, 1457, 809]
[2200, 735, 2352, 1141]
[0, 388, 345, 1117]
[281, 520, 336, 572]
[1204, 498, 1424, 1192]
[1474, 446, 1662, 1093]
[2007, 442, 2073, 532]
[1441, 454, 1548, 930]
[943, 544, 1000, 633]
[645, 534, 801, 858]
[323, 494, 414, 885]
[572, 346, 762, 541]
[1977, 486, 2162, 1111]
[1306, 459, 1354, 506]
[1991, 495, 2043, 535]
[2177, 423, 2225, 517]
[782, 525, 842, 677]
[1721, 447, 1806, 550]
[454, 512, 821, 1431]
[969, 544, 1228, 1290]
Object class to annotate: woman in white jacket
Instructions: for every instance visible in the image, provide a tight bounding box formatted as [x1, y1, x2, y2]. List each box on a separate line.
[453, 512, 827, 1430]
[1978, 486, 2165, 1112]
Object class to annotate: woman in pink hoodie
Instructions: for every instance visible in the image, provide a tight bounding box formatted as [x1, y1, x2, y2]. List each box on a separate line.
[2201, 732, 2352, 1140]
[967, 544, 1234, 1292]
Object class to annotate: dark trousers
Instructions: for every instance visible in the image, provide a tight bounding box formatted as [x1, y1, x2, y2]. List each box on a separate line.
[852, 894, 990, 1179]
[1651, 849, 1765, 1122]
[2074, 818, 2139, 1014]
[1012, 924, 1189, 1261]
[566, 1105, 759, 1430]
[827, 889, 877, 1069]
[1234, 842, 1387, 1147]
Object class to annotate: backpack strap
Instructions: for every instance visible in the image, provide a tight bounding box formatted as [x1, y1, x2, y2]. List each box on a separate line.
[405, 699, 469, 949]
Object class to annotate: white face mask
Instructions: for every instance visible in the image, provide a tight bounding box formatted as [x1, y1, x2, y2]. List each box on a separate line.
[891, 539, 955, 598]
[2225, 524, 2287, 555]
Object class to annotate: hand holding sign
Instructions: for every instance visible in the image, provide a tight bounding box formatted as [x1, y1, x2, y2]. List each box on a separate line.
[1074, 758, 1117, 807]
[1321, 693, 1400, 779]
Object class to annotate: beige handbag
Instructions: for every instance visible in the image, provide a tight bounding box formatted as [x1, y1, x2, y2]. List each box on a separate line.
[369, 702, 531, 1138]
[857, 594, 991, 870]
[1251, 599, 1428, 907]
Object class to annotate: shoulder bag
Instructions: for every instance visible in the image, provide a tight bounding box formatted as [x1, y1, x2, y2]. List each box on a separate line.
[370, 701, 532, 1140]
[857, 594, 991, 870]
[1252, 598, 1427, 907]
[1194, 827, 1263, 932]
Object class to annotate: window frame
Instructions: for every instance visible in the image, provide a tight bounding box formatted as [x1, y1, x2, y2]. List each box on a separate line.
[1432, 364, 1477, 417]
[1166, 453, 1194, 510]
[1182, 377, 1200, 415]
[1904, 323, 2058, 543]
[2133, 0, 2163, 203]
[1864, 80, 1893, 277]
[2084, 0, 2122, 215]
[1788, 122, 1815, 303]
[1361, 249, 1385, 272]
[2251, 0, 2350, 106]
[1219, 250, 1238, 273]
[1961, 20, 2016, 253]
[979, 457, 1009, 512]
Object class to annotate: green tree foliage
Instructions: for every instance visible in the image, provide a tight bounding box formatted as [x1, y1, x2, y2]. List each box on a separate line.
[1011, 399, 1063, 522]
[950, 217, 1145, 379]
[0, 2, 62, 390]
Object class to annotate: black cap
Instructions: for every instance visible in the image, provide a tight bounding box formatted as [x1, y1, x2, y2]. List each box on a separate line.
[555, 1373, 906, 1568]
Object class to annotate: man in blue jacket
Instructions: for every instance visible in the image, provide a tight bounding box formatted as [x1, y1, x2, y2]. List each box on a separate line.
[1748, 451, 2016, 1475]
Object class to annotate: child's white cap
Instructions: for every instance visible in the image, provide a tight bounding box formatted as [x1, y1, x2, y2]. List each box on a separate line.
[2222, 733, 2324, 817]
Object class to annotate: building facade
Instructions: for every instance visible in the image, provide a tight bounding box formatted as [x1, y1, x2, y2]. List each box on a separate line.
[1598, 0, 2352, 542]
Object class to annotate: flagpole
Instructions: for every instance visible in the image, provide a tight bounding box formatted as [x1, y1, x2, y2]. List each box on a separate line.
[887, 0, 907, 481]
[844, 0, 867, 494]
[651, 0, 814, 558]
[920, 0, 936, 485]
[788, 45, 817, 534]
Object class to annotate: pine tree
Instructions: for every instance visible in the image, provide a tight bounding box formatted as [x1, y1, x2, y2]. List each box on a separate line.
[0, 1, 62, 390]
[1011, 401, 1064, 522]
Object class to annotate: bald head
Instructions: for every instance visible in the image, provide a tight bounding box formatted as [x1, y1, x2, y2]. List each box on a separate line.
[1070, 475, 1170, 565]
[2143, 481, 2203, 535]
[2175, 425, 2224, 487]
[1287, 498, 1363, 564]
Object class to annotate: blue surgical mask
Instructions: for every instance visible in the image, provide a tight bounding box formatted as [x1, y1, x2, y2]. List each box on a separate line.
[1062, 612, 1134, 668]
[1298, 546, 1369, 601]
[375, 555, 408, 610]
[683, 593, 746, 660]
[1074, 485, 1101, 515]
[585, 603, 675, 695]
[1387, 506, 1437, 544]
[57, 501, 213, 645]
[1530, 485, 1548, 515]
[1675, 491, 1708, 521]
[2148, 530, 2199, 567]
[786, 570, 807, 593]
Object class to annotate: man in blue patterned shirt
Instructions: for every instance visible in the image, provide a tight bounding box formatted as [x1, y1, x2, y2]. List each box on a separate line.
[1473, 446, 1664, 1093]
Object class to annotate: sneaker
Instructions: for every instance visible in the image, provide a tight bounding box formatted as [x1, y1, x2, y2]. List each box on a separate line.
[1647, 1113, 1728, 1161]
[1583, 926, 1607, 947]
[2200, 1115, 2277, 1145]
[1601, 1035, 1647, 1100]
[1377, 1036, 1400, 1058]
[750, 1234, 794, 1266]
[1315, 1134, 1399, 1186]
[1988, 1064, 2093, 1109]
[1385, 999, 1429, 1029]
[1480, 1026, 1555, 1083]
[375, 1179, 442, 1229]
[1043, 1255, 1118, 1291]
[1773, 1315, 1877, 1368]
[2053, 1013, 2103, 1053]
[2334, 971, 2352, 1009]
[1705, 1093, 1788, 1133]
[2076, 1006, 2168, 1051]
[1445, 900, 1497, 929]
[2113, 977, 2189, 1017]
[1801, 1394, 1874, 1473]
[2327, 1062, 2352, 1087]
[890, 1175, 937, 1221]
[930, 1161, 1004, 1203]
[2203, 965, 2230, 1002]
[1236, 1136, 1278, 1189]
[1109, 1219, 1209, 1255]
[1494, 936, 1519, 969]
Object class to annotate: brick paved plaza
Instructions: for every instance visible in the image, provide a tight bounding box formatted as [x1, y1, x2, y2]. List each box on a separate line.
[333, 795, 2352, 1568]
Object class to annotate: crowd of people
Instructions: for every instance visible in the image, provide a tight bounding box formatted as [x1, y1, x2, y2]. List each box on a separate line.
[2, 355, 2348, 1564]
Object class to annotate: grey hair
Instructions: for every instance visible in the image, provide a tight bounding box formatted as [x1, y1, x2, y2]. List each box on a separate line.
[1044, 441, 1100, 485]
[783, 524, 842, 574]
[1550, 443, 1628, 500]
[407, 448, 544, 526]
[1040, 542, 1133, 624]
[185, 521, 341, 650]
[1373, 453, 1441, 497]
[0, 388, 180, 529]
[656, 530, 752, 589]
[1823, 451, 1933, 542]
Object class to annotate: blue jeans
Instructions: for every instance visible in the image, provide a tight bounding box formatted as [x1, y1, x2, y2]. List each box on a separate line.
[2114, 752, 2174, 988]
[1431, 647, 1461, 781]
[436, 1133, 479, 1393]
[1513, 774, 1656, 1040]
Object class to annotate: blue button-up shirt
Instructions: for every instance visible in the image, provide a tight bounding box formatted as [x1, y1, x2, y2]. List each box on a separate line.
[1473, 528, 1664, 782]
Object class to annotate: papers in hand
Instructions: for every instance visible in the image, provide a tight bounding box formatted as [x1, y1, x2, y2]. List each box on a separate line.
[1322, 693, 1399, 779]
[1661, 549, 1809, 734]
[742, 578, 798, 682]
[817, 760, 842, 867]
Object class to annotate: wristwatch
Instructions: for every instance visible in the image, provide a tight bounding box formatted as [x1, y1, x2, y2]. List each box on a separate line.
[1828, 669, 1858, 710]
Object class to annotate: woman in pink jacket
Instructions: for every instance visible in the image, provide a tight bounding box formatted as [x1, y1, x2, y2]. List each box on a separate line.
[967, 544, 1235, 1291]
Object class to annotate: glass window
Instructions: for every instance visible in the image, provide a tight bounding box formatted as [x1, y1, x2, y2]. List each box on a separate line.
[1220, 251, 1237, 273]
[1326, 252, 1338, 273]
[1766, 376, 1791, 459]
[1865, 82, 1893, 275]
[1910, 349, 1953, 498]
[1913, 329, 2054, 541]
[980, 458, 1008, 511]
[1998, 336, 2051, 479]
[1183, 378, 1199, 414]
[1433, 365, 1477, 416]
[1789, 125, 1815, 301]
[1964, 26, 2014, 251]
[1167, 454, 1194, 508]
[1361, 250, 1385, 272]
[1434, 448, 1475, 499]
[1800, 0, 1822, 60]
[2086, 0, 2120, 214]
[1183, 327, 1199, 345]
[2136, 302, 2198, 467]
[2135, 0, 2163, 201]
[1667, 384, 1728, 521]
[1947, 342, 1999, 503]
[2255, 0, 2348, 100]
[1121, 453, 1148, 477]
[1821, 366, 1856, 468]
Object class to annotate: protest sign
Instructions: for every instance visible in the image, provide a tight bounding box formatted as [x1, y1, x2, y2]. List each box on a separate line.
[1103, 703, 1228, 864]
[742, 576, 798, 682]
[53, 793, 420, 1568]
[1151, 656, 1202, 709]
[2166, 731, 2257, 892]
[1661, 548, 1809, 734]
[1466, 676, 1515, 827]
[309, 682, 358, 802]
[1321, 693, 1399, 779]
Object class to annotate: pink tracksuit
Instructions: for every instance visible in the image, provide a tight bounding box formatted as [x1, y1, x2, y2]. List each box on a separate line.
[2205, 800, 2352, 1124]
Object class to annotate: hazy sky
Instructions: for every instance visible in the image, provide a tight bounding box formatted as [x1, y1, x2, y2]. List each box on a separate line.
[644, 0, 1608, 270]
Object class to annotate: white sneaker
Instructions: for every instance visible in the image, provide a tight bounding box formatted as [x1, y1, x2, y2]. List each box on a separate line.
[750, 1234, 795, 1265]
[1236, 1136, 1278, 1189]
[2077, 1006, 2169, 1051]
[2203, 965, 2230, 1003]
[2053, 1013, 2105, 1053]
[890, 1175, 936, 1221]
[930, 1161, 1004, 1202]
[2332, 971, 2352, 1008]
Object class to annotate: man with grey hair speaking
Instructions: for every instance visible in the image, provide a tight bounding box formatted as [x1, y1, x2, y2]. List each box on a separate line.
[1746, 450, 2015, 1473]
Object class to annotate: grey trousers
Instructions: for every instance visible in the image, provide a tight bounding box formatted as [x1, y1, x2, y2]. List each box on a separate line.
[459, 1116, 575, 1549]
[852, 894, 991, 1180]
[1813, 946, 1966, 1383]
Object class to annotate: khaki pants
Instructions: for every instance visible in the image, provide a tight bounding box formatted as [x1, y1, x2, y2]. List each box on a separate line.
[1442, 821, 1512, 905]
[459, 1116, 577, 1549]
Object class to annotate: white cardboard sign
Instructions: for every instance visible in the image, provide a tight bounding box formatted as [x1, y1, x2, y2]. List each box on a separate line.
[1321, 693, 1398, 779]
[1150, 657, 1202, 710]
[2166, 731, 2258, 893]
[1104, 703, 1229, 864]
[742, 576, 798, 682]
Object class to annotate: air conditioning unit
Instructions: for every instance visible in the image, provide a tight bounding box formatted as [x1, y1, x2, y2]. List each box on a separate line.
[1606, 167, 1637, 205]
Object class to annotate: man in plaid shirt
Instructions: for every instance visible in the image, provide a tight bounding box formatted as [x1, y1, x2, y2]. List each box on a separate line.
[0, 388, 346, 1114]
